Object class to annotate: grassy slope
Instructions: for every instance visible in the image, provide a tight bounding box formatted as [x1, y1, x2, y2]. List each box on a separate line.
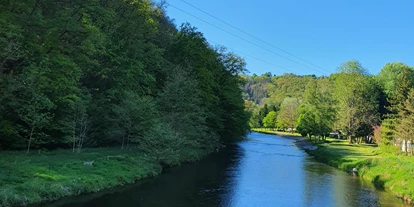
[251, 128, 302, 137]
[252, 128, 414, 204]
[0, 148, 163, 207]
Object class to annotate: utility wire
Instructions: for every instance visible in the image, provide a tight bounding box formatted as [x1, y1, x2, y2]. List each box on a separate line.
[168, 2, 330, 76]
[180, 0, 330, 74]
[209, 40, 297, 75]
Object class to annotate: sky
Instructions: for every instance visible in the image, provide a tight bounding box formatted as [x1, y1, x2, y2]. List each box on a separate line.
[162, 0, 414, 76]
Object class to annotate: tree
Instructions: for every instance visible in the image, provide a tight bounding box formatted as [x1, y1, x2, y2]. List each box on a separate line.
[257, 104, 270, 127]
[248, 108, 262, 128]
[112, 92, 157, 149]
[333, 61, 379, 143]
[296, 105, 317, 138]
[263, 111, 278, 128]
[72, 97, 92, 153]
[15, 68, 54, 153]
[381, 66, 414, 148]
[277, 97, 299, 131]
[141, 121, 184, 165]
[157, 66, 216, 157]
[296, 78, 336, 142]
[376, 63, 414, 97]
[395, 89, 414, 155]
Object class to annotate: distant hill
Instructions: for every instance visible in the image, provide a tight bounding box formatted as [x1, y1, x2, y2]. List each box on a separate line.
[241, 73, 317, 105]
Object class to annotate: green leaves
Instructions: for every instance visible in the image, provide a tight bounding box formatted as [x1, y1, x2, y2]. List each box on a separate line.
[296, 78, 336, 139]
[376, 62, 414, 97]
[263, 111, 277, 128]
[277, 97, 299, 130]
[333, 61, 379, 142]
[0, 0, 249, 154]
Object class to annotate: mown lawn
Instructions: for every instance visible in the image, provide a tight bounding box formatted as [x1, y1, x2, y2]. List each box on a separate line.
[307, 139, 380, 171]
[251, 128, 302, 137]
[0, 148, 162, 207]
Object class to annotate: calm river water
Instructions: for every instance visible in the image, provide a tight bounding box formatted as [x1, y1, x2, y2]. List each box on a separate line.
[38, 132, 406, 207]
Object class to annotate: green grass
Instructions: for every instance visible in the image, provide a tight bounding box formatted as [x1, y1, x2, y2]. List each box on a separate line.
[0, 148, 163, 207]
[251, 128, 302, 137]
[254, 128, 414, 204]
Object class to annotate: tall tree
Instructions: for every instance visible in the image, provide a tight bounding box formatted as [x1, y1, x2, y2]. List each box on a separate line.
[15, 68, 54, 153]
[157, 66, 216, 157]
[112, 92, 157, 150]
[381, 66, 414, 146]
[376, 63, 414, 97]
[297, 78, 336, 142]
[395, 89, 414, 155]
[263, 111, 278, 128]
[333, 61, 379, 143]
[296, 105, 317, 139]
[277, 97, 299, 131]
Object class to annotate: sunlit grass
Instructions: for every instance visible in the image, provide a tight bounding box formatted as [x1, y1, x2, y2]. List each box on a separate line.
[251, 128, 302, 137]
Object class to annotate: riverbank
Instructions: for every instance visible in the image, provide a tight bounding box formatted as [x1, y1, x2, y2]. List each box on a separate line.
[0, 148, 202, 207]
[251, 129, 316, 150]
[252, 128, 414, 205]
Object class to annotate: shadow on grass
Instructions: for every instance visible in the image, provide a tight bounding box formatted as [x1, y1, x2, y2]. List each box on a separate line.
[372, 175, 385, 190]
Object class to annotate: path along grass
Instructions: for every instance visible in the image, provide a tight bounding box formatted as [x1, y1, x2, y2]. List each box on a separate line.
[252, 128, 414, 204]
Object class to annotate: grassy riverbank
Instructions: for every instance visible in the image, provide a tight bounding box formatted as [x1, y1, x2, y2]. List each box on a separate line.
[0, 148, 187, 207]
[251, 128, 302, 137]
[252, 128, 414, 205]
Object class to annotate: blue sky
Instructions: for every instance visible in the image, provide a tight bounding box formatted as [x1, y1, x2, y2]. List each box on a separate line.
[162, 0, 414, 76]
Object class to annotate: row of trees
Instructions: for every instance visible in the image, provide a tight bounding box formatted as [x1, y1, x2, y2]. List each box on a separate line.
[0, 0, 249, 164]
[381, 65, 414, 155]
[246, 61, 414, 148]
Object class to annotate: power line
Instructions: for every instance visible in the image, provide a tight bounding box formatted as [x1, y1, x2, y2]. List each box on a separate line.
[180, 0, 330, 74]
[209, 40, 297, 74]
[168, 2, 330, 76]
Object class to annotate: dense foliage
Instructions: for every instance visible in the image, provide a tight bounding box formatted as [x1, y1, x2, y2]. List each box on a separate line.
[0, 0, 249, 163]
[244, 61, 414, 148]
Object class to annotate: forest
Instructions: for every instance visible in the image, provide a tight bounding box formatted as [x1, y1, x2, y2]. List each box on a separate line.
[0, 0, 249, 159]
[244, 61, 414, 152]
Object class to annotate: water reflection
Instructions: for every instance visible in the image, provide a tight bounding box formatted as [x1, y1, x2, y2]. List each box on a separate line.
[35, 132, 406, 207]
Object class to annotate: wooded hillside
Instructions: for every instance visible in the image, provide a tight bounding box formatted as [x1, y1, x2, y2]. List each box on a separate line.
[0, 0, 249, 163]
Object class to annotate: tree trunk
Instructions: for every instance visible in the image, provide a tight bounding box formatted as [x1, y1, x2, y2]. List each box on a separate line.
[348, 135, 353, 144]
[73, 121, 76, 153]
[121, 134, 125, 150]
[27, 127, 35, 154]
[405, 139, 408, 156]
[126, 131, 130, 149]
[77, 134, 84, 153]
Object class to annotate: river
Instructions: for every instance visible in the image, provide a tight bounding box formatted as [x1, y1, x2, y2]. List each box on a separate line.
[38, 132, 406, 207]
